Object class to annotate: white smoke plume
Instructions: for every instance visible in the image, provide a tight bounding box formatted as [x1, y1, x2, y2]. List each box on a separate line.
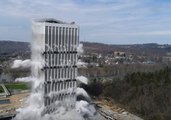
[76, 87, 90, 98]
[13, 73, 98, 119]
[15, 76, 33, 82]
[15, 76, 42, 90]
[77, 76, 88, 85]
[77, 60, 87, 68]
[12, 59, 31, 68]
[12, 59, 43, 70]
[76, 100, 96, 118]
[13, 39, 99, 119]
[77, 43, 84, 54]
[14, 91, 45, 120]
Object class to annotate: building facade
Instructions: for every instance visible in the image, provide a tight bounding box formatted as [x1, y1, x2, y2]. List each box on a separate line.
[32, 18, 79, 113]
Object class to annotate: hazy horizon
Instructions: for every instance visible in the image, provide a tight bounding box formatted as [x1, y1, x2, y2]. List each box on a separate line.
[0, 39, 171, 45]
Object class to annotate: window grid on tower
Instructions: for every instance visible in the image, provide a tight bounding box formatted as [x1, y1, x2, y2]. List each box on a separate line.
[36, 20, 79, 112]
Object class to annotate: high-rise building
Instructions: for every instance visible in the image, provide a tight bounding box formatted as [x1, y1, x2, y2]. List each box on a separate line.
[32, 18, 79, 113]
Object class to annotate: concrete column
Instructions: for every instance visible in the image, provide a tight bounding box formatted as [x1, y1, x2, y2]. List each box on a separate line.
[69, 28, 71, 51]
[47, 26, 50, 52]
[51, 82, 54, 92]
[63, 68, 65, 80]
[57, 27, 59, 52]
[56, 68, 59, 81]
[54, 26, 56, 51]
[75, 68, 77, 79]
[72, 28, 75, 51]
[70, 67, 72, 80]
[68, 67, 71, 80]
[58, 68, 60, 80]
[61, 27, 64, 51]
[46, 68, 49, 81]
[54, 27, 56, 51]
[66, 28, 68, 51]
[56, 68, 58, 81]
[46, 83, 48, 94]
[64, 27, 66, 52]
[51, 27, 53, 51]
[74, 28, 77, 51]
[67, 67, 69, 79]
[59, 27, 61, 52]
[49, 83, 51, 93]
[71, 28, 73, 52]
[60, 68, 62, 80]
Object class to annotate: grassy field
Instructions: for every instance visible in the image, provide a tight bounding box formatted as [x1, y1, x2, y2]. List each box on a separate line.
[4, 82, 30, 90]
[0, 85, 4, 93]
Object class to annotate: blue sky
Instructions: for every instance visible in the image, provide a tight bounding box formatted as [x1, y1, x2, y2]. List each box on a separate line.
[0, 0, 171, 44]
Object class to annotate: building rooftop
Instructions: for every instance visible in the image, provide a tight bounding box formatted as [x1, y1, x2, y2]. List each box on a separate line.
[35, 18, 75, 24]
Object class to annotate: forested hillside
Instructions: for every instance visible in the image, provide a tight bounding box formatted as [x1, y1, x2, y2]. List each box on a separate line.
[82, 67, 171, 120]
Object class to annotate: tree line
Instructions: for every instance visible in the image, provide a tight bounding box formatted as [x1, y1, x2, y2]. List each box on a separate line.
[81, 66, 171, 120]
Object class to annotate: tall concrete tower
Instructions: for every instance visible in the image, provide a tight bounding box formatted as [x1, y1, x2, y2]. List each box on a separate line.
[32, 18, 79, 113]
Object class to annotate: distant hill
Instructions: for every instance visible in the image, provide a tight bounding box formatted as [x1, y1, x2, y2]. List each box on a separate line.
[0, 40, 171, 57]
[0, 41, 30, 54]
[82, 42, 171, 56]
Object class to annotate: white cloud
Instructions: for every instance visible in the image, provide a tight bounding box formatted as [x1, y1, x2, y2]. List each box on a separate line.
[0, 0, 171, 44]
